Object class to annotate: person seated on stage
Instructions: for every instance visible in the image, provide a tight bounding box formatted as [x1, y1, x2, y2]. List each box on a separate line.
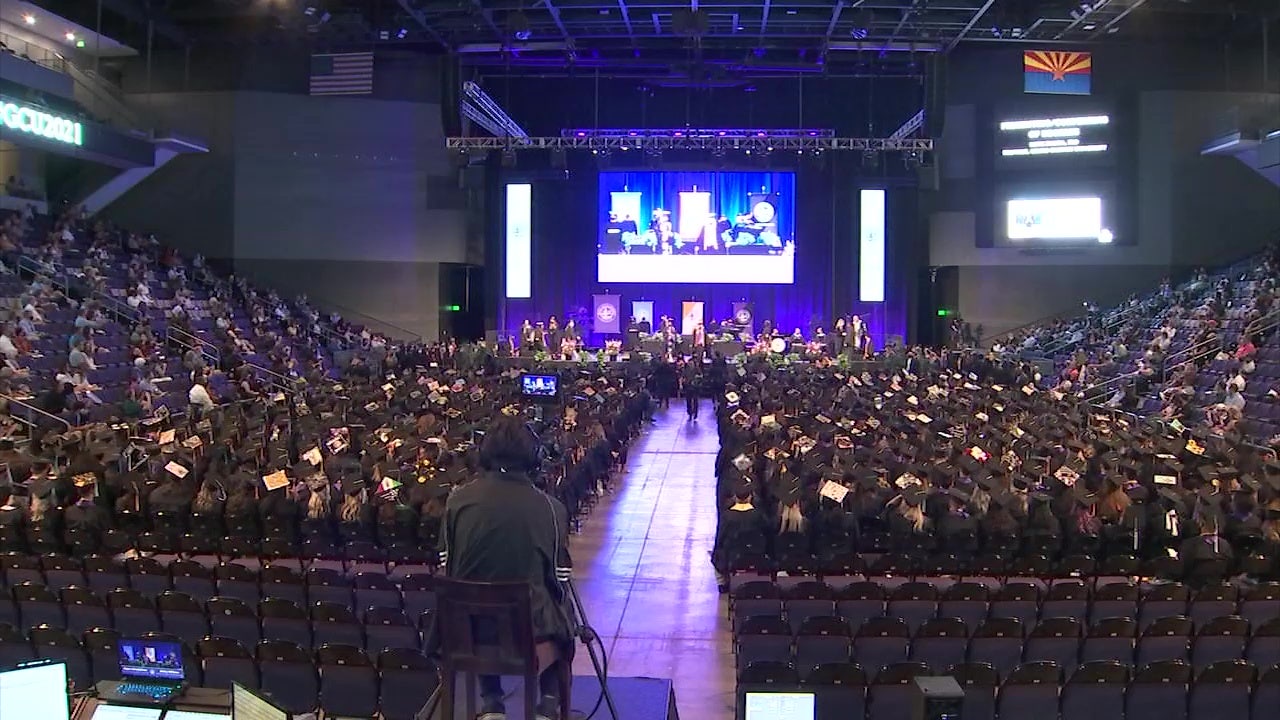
[439, 416, 575, 720]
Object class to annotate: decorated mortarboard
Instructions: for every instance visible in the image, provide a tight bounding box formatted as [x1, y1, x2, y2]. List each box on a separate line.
[899, 486, 928, 507]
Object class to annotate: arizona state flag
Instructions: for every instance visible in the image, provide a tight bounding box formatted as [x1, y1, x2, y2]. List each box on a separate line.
[1024, 50, 1091, 95]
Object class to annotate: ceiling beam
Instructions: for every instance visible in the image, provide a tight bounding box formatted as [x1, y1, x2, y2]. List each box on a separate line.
[1089, 0, 1148, 38]
[468, 0, 508, 44]
[618, 0, 636, 48]
[396, 0, 451, 49]
[539, 0, 576, 50]
[758, 0, 772, 45]
[945, 0, 998, 52]
[880, 7, 914, 55]
[1054, 0, 1111, 39]
[824, 0, 848, 43]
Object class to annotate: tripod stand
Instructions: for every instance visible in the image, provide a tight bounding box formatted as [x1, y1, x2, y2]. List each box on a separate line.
[565, 576, 620, 720]
[415, 577, 619, 720]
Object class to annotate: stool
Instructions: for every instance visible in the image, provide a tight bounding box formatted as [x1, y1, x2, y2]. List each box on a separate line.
[434, 577, 572, 720]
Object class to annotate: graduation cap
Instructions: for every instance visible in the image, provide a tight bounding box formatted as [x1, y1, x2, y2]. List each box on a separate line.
[340, 474, 366, 495]
[899, 486, 928, 507]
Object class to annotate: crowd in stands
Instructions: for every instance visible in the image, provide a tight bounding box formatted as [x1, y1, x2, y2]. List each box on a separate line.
[986, 243, 1280, 446]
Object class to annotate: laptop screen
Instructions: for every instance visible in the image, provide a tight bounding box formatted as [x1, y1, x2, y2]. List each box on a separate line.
[117, 639, 186, 682]
[0, 661, 70, 720]
[743, 692, 815, 720]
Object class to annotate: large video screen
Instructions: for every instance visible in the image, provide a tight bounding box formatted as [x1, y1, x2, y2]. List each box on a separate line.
[597, 171, 796, 284]
[1006, 196, 1103, 240]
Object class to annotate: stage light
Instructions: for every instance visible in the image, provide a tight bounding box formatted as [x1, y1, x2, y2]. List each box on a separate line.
[22, 14, 35, 25]
[396, 27, 408, 39]
[64, 32, 76, 42]
[1097, 228, 1114, 244]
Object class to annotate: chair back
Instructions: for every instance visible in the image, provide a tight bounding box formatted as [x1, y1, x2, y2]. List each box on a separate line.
[433, 577, 538, 677]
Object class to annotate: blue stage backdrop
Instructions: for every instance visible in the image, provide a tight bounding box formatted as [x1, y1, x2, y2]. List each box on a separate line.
[492, 161, 918, 350]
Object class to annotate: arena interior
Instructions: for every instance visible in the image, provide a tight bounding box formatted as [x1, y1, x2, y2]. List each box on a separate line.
[0, 0, 1279, 719]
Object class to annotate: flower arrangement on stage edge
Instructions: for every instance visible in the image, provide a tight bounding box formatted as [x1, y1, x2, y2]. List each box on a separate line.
[604, 339, 622, 359]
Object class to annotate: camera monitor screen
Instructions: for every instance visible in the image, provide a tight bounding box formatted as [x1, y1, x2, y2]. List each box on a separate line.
[0, 661, 70, 720]
[597, 170, 796, 284]
[521, 373, 559, 399]
[118, 638, 185, 681]
[743, 691, 814, 720]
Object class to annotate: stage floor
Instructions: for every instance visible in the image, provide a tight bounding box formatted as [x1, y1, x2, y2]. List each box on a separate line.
[434, 674, 678, 720]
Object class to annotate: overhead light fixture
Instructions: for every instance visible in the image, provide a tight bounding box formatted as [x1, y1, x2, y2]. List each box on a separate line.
[1097, 228, 1114, 244]
[64, 32, 76, 42]
[508, 11, 532, 41]
[396, 27, 408, 39]
[22, 14, 35, 25]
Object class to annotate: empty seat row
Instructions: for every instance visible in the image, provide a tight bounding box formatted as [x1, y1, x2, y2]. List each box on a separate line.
[738, 659, 1280, 720]
[0, 624, 435, 720]
[730, 580, 1280, 631]
[729, 550, 1280, 586]
[0, 555, 438, 610]
[735, 614, 1280, 677]
[0, 587, 431, 654]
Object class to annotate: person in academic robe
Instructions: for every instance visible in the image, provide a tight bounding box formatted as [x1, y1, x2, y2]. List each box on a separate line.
[1179, 509, 1234, 587]
[682, 360, 702, 421]
[692, 322, 707, 362]
[828, 317, 845, 356]
[64, 478, 112, 534]
[0, 486, 24, 552]
[711, 482, 769, 592]
[849, 315, 867, 357]
[547, 316, 562, 351]
[519, 320, 537, 356]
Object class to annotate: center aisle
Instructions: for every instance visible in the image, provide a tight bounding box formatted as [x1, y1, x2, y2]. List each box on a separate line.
[567, 401, 735, 720]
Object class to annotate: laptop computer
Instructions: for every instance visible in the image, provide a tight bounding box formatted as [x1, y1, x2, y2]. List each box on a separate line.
[101, 638, 188, 704]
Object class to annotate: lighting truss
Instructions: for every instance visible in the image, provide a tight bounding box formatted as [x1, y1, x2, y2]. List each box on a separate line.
[461, 81, 528, 139]
[560, 128, 837, 139]
[445, 135, 932, 152]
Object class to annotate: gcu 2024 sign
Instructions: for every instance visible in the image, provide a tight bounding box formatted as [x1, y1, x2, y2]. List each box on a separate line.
[0, 100, 84, 147]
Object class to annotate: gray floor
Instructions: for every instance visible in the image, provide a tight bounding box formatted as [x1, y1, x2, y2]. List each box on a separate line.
[567, 402, 734, 720]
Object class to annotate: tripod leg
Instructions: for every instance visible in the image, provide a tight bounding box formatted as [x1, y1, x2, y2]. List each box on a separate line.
[567, 579, 620, 720]
[581, 632, 621, 720]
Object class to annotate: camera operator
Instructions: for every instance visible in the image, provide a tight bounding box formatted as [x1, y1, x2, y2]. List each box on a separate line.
[438, 415, 574, 720]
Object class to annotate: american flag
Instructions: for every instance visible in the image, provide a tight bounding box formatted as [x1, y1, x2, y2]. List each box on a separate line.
[309, 52, 374, 96]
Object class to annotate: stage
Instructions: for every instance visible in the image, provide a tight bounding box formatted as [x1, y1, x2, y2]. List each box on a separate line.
[430, 674, 679, 720]
[486, 162, 922, 353]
